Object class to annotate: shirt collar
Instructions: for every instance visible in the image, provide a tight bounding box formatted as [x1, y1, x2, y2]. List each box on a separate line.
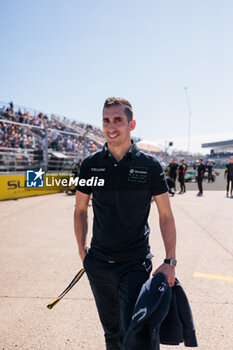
[101, 140, 138, 159]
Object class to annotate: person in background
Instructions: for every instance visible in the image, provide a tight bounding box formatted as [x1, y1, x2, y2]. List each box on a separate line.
[206, 159, 214, 183]
[178, 158, 187, 194]
[73, 158, 82, 177]
[225, 155, 233, 197]
[167, 158, 178, 191]
[196, 158, 206, 196]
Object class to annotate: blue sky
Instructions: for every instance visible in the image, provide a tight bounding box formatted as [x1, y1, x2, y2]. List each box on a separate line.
[0, 0, 232, 151]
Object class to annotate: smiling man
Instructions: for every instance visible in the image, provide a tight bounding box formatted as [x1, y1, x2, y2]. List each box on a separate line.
[74, 97, 177, 350]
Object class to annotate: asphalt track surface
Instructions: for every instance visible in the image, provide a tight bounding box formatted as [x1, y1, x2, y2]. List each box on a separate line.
[0, 189, 233, 349]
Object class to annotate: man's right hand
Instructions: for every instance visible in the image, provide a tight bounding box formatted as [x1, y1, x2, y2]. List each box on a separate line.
[152, 263, 175, 287]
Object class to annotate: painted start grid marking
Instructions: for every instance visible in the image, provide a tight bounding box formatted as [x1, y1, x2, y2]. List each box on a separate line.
[193, 272, 233, 282]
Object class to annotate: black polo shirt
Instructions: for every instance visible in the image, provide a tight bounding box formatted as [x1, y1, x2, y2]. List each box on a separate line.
[197, 163, 206, 178]
[168, 163, 178, 178]
[178, 164, 187, 178]
[225, 163, 233, 179]
[76, 141, 168, 262]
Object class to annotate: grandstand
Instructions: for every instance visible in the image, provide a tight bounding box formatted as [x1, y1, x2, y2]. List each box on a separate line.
[202, 138, 233, 166]
[0, 100, 105, 173]
[1, 100, 231, 173]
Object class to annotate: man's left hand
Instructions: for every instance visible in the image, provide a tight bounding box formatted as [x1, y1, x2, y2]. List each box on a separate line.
[152, 263, 175, 287]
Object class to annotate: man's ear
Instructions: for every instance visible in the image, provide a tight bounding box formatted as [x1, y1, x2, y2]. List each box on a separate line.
[130, 119, 136, 131]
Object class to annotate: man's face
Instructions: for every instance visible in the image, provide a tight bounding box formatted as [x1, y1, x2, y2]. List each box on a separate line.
[102, 105, 135, 147]
[229, 157, 233, 163]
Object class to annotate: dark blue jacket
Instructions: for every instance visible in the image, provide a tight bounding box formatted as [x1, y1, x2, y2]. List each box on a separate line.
[123, 273, 198, 349]
[123, 273, 171, 350]
[160, 278, 198, 347]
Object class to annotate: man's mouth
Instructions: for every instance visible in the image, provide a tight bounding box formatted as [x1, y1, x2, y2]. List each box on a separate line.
[107, 133, 119, 139]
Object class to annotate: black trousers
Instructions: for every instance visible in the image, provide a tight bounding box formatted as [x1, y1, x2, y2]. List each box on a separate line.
[197, 177, 203, 194]
[178, 176, 185, 193]
[83, 253, 152, 350]
[170, 174, 177, 191]
[208, 172, 213, 182]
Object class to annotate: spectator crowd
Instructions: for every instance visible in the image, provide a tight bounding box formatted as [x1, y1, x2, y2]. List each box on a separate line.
[0, 101, 104, 155]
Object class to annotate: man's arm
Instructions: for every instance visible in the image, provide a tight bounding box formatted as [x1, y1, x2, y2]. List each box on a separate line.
[74, 190, 91, 263]
[152, 192, 176, 286]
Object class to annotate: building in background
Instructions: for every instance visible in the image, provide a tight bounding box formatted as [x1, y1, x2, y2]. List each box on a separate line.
[202, 139, 233, 156]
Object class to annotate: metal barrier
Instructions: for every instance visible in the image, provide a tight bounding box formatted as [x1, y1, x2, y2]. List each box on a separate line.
[0, 147, 82, 173]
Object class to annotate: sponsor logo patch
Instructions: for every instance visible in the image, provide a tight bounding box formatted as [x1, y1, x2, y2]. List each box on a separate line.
[128, 166, 148, 183]
[91, 168, 106, 172]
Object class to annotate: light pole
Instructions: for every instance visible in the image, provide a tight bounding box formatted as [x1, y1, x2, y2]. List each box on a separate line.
[44, 127, 48, 172]
[184, 87, 192, 163]
[164, 141, 173, 164]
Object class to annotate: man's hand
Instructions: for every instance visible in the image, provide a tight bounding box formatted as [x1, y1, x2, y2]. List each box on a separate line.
[79, 247, 88, 263]
[152, 263, 175, 287]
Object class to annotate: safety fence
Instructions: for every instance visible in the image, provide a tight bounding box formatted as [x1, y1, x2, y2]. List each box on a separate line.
[0, 147, 81, 173]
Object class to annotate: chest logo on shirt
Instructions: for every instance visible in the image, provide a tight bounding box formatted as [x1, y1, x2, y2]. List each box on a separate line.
[91, 168, 106, 172]
[128, 166, 148, 183]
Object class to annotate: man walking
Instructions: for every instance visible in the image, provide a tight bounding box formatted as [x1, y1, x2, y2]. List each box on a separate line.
[178, 158, 187, 194]
[167, 158, 178, 191]
[206, 160, 214, 183]
[225, 155, 233, 197]
[74, 97, 177, 350]
[196, 158, 206, 196]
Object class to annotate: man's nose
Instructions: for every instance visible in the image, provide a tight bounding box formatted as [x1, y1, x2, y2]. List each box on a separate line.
[106, 121, 116, 131]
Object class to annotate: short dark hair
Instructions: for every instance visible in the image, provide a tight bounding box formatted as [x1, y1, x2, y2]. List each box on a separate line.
[103, 97, 133, 121]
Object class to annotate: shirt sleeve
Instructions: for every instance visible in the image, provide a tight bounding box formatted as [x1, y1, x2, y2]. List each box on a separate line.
[75, 158, 93, 195]
[151, 159, 169, 196]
